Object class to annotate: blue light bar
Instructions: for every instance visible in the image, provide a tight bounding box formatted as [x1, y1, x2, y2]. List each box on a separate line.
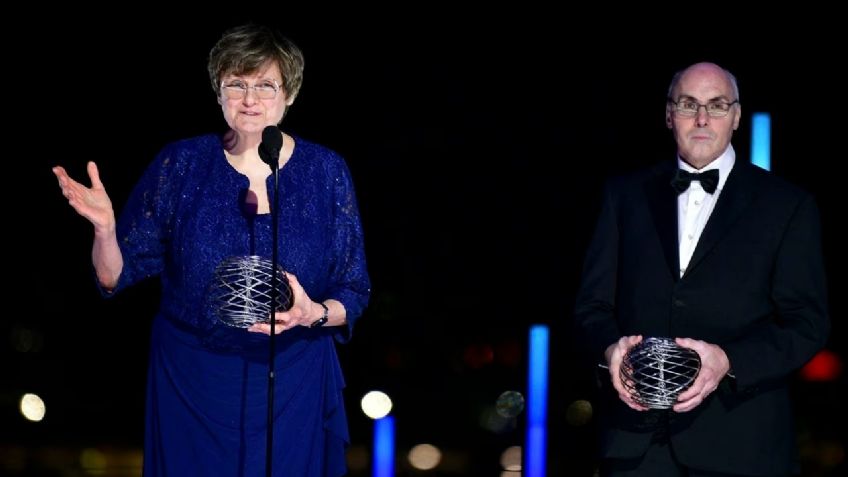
[751, 112, 771, 171]
[373, 416, 395, 477]
[526, 325, 549, 477]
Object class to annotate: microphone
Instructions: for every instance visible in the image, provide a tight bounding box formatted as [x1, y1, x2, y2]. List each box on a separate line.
[259, 125, 283, 170]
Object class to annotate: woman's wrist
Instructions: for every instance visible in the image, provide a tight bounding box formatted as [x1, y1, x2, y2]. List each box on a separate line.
[311, 302, 329, 328]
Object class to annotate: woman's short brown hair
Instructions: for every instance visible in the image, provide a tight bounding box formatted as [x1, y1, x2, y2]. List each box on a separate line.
[208, 24, 304, 102]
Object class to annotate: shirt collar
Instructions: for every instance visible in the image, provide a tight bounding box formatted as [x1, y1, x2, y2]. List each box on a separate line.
[677, 144, 736, 192]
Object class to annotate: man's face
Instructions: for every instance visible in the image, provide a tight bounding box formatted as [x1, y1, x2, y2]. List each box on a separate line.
[666, 64, 741, 168]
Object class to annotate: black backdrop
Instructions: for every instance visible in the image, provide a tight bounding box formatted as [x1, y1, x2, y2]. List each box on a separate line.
[3, 13, 844, 476]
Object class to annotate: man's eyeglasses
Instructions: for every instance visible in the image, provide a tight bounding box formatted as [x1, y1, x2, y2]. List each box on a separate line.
[221, 80, 280, 100]
[668, 98, 738, 118]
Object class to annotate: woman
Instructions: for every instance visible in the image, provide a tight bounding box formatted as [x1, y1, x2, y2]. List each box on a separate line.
[52, 24, 370, 476]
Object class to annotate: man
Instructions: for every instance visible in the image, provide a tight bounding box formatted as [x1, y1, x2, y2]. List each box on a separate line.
[574, 62, 829, 476]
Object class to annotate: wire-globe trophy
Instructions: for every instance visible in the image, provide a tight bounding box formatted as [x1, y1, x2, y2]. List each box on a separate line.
[620, 337, 701, 409]
[210, 256, 293, 328]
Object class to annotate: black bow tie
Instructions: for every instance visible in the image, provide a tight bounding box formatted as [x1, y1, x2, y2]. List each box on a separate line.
[671, 168, 719, 194]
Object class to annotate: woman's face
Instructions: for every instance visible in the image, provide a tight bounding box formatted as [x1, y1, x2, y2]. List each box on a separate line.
[218, 61, 291, 138]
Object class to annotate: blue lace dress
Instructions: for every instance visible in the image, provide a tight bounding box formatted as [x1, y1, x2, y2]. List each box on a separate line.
[109, 133, 370, 476]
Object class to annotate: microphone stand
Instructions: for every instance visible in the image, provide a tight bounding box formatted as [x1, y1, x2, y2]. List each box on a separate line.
[261, 136, 282, 477]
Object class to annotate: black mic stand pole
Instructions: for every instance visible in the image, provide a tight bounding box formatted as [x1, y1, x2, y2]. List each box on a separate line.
[265, 145, 280, 477]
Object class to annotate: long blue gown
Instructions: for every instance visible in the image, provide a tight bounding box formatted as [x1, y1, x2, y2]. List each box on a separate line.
[109, 133, 370, 476]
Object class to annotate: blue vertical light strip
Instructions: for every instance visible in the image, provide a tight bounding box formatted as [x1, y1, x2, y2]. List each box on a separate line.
[526, 325, 549, 477]
[751, 112, 771, 171]
[373, 416, 395, 477]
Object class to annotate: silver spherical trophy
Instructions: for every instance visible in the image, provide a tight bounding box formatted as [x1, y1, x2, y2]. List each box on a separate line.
[210, 256, 293, 328]
[620, 337, 701, 409]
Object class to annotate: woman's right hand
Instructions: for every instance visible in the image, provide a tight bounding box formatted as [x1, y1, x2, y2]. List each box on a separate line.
[52, 161, 115, 233]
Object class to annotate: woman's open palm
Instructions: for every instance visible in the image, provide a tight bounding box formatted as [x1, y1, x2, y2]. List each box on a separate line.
[53, 161, 115, 232]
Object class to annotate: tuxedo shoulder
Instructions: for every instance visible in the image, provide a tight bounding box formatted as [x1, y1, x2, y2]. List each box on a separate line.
[738, 161, 812, 201]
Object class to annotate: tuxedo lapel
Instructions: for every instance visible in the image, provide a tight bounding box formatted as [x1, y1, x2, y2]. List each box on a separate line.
[685, 162, 756, 276]
[645, 163, 680, 281]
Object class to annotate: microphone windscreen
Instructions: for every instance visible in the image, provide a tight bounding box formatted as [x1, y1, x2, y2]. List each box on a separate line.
[259, 126, 283, 166]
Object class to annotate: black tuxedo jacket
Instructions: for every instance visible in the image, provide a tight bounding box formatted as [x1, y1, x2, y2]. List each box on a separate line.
[574, 159, 829, 475]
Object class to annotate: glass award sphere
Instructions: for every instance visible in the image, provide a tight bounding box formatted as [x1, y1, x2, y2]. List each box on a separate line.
[209, 256, 293, 328]
[620, 337, 701, 409]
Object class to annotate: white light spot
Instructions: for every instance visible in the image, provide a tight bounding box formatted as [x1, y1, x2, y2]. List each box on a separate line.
[19, 393, 45, 422]
[360, 390, 392, 419]
[408, 443, 441, 470]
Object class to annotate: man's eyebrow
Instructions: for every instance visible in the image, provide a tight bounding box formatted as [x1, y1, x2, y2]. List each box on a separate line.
[675, 94, 733, 102]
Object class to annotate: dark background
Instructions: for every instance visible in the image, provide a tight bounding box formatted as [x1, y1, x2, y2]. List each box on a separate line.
[3, 13, 845, 476]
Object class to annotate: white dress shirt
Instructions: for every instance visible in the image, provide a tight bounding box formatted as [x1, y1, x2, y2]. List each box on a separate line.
[677, 145, 736, 277]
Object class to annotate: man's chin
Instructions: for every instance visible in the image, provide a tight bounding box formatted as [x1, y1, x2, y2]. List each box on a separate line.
[681, 150, 720, 168]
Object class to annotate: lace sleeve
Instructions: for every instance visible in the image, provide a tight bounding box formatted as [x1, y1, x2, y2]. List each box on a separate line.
[325, 156, 371, 343]
[106, 146, 182, 295]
